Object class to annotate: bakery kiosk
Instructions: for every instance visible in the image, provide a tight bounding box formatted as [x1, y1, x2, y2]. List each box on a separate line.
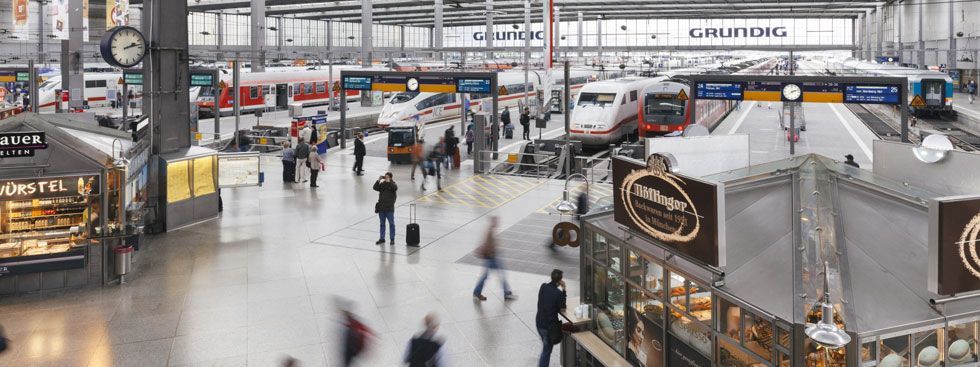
[568, 151, 980, 367]
[0, 114, 147, 294]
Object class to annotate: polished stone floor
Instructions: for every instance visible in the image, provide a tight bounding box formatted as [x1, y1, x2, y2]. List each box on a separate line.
[0, 151, 581, 367]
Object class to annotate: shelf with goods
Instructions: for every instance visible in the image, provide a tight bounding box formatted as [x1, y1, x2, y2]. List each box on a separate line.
[0, 193, 92, 260]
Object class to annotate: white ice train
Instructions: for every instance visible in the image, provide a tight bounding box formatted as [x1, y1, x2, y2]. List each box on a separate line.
[36, 73, 205, 112]
[568, 77, 666, 147]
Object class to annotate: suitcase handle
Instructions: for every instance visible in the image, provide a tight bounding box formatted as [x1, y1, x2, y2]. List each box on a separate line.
[410, 203, 417, 223]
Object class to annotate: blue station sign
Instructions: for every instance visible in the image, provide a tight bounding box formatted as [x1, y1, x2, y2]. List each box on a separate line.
[843, 84, 901, 104]
[342, 76, 373, 90]
[456, 78, 493, 94]
[696, 82, 744, 100]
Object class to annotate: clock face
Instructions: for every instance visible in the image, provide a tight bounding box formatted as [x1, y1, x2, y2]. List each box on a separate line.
[107, 27, 146, 68]
[782, 83, 802, 101]
[406, 78, 419, 92]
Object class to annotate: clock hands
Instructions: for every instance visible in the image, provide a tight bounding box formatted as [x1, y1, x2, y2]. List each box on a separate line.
[123, 42, 139, 50]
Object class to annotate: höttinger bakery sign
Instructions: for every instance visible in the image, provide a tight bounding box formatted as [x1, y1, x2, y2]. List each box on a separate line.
[613, 154, 726, 267]
[929, 195, 980, 295]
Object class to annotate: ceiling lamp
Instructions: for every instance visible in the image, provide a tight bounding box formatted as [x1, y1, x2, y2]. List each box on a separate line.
[804, 262, 851, 349]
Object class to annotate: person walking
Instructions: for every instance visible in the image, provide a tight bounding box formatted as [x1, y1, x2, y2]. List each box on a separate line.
[403, 314, 446, 367]
[410, 138, 425, 180]
[473, 216, 515, 301]
[114, 90, 122, 109]
[520, 107, 531, 140]
[969, 80, 977, 104]
[843, 154, 860, 168]
[502, 106, 512, 129]
[340, 305, 374, 367]
[281, 142, 296, 182]
[374, 172, 397, 245]
[353, 133, 366, 176]
[421, 143, 443, 191]
[309, 149, 324, 188]
[465, 126, 474, 155]
[535, 269, 568, 367]
[443, 126, 456, 170]
[295, 138, 311, 183]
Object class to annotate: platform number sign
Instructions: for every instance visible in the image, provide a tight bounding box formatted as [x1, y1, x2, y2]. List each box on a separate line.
[843, 84, 901, 104]
[190, 73, 214, 87]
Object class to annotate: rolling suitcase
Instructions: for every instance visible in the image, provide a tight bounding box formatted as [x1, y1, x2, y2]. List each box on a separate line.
[504, 124, 514, 139]
[406, 204, 420, 247]
[453, 149, 461, 168]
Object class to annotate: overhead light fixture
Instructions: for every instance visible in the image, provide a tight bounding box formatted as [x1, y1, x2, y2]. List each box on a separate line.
[913, 134, 955, 163]
[804, 262, 851, 350]
[200, 31, 211, 36]
[555, 173, 589, 215]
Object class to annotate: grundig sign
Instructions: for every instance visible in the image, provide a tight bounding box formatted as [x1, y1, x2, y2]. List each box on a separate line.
[689, 27, 788, 38]
[929, 195, 980, 295]
[613, 155, 726, 267]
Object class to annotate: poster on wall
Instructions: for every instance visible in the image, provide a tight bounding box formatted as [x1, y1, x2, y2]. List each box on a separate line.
[928, 195, 980, 295]
[627, 308, 665, 367]
[105, 0, 129, 28]
[49, 0, 88, 41]
[612, 154, 726, 267]
[12, 0, 30, 39]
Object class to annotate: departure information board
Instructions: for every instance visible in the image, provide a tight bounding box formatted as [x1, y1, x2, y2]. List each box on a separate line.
[843, 84, 901, 104]
[342, 76, 373, 90]
[695, 82, 743, 100]
[190, 73, 214, 87]
[456, 78, 493, 93]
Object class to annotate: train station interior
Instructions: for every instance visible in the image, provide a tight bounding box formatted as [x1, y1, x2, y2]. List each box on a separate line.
[1, 0, 980, 366]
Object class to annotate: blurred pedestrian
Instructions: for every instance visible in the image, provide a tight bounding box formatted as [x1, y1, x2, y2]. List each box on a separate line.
[281, 357, 299, 367]
[535, 269, 568, 367]
[473, 216, 515, 301]
[421, 144, 442, 191]
[443, 127, 456, 170]
[374, 172, 397, 245]
[403, 314, 445, 367]
[969, 80, 977, 104]
[353, 132, 366, 176]
[465, 127, 474, 155]
[309, 149, 324, 188]
[281, 141, 296, 182]
[339, 303, 374, 367]
[0, 325, 8, 354]
[410, 138, 425, 180]
[843, 154, 860, 168]
[295, 138, 311, 183]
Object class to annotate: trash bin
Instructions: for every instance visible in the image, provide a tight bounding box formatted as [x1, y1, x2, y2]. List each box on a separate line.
[114, 245, 134, 276]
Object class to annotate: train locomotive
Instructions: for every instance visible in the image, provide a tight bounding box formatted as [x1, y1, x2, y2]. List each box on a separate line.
[828, 59, 955, 117]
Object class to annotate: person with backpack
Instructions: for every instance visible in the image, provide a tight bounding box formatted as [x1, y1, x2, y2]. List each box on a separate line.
[403, 314, 446, 367]
[341, 307, 374, 367]
[536, 269, 568, 367]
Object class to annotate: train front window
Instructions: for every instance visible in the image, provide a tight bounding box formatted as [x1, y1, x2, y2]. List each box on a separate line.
[644, 96, 685, 116]
[390, 92, 419, 104]
[199, 87, 214, 97]
[39, 79, 58, 91]
[578, 93, 617, 107]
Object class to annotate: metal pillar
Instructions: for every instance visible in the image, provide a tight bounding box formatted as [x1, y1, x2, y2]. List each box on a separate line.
[485, 0, 493, 60]
[851, 18, 858, 59]
[276, 17, 284, 56]
[399, 25, 405, 54]
[897, 3, 903, 61]
[543, 0, 554, 69]
[28, 60, 38, 112]
[577, 12, 584, 58]
[216, 12, 224, 61]
[67, 0, 84, 108]
[143, 0, 192, 153]
[250, 0, 266, 72]
[233, 58, 241, 148]
[524, 0, 531, 109]
[433, 0, 443, 60]
[36, 2, 44, 64]
[555, 8, 561, 61]
[597, 15, 603, 60]
[789, 51, 796, 155]
[340, 83, 347, 149]
[361, 0, 373, 67]
[918, 0, 925, 69]
[876, 5, 883, 60]
[948, 0, 957, 70]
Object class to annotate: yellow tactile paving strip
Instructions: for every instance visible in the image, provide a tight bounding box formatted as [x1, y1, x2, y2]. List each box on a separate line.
[414, 174, 544, 208]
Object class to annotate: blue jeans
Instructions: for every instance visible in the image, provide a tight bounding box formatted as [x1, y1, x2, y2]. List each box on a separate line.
[378, 211, 395, 241]
[538, 327, 554, 367]
[473, 257, 511, 296]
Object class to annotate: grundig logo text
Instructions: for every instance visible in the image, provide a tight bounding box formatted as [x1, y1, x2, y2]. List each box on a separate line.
[689, 27, 788, 38]
[473, 31, 545, 41]
[958, 213, 980, 279]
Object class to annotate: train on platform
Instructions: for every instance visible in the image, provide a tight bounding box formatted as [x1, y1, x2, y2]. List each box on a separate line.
[382, 69, 597, 163]
[568, 77, 666, 147]
[35, 74, 144, 112]
[825, 58, 955, 117]
[638, 58, 777, 137]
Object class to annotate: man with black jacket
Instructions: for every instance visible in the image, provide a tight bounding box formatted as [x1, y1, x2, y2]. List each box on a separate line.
[294, 138, 311, 183]
[535, 269, 567, 367]
[403, 314, 445, 367]
[373, 172, 397, 245]
[520, 108, 532, 140]
[353, 133, 366, 176]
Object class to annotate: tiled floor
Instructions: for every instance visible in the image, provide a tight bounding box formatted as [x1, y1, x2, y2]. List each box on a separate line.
[0, 152, 580, 367]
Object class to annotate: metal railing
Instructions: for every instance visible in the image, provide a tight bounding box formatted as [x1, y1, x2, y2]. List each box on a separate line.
[478, 149, 557, 178]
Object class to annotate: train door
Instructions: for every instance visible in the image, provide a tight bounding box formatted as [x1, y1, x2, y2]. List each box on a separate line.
[921, 79, 945, 107]
[276, 84, 288, 109]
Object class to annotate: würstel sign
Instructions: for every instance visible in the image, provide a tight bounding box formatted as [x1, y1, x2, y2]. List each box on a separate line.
[613, 154, 726, 267]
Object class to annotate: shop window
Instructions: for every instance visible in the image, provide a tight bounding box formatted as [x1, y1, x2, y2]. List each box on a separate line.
[669, 312, 712, 358]
[718, 297, 741, 340]
[719, 338, 766, 367]
[630, 286, 663, 326]
[628, 250, 663, 293]
[861, 339, 878, 366]
[593, 232, 608, 266]
[608, 241, 622, 273]
[594, 265, 626, 353]
[804, 337, 847, 366]
[914, 329, 941, 367]
[743, 310, 773, 360]
[627, 289, 665, 366]
[668, 271, 688, 310]
[777, 325, 792, 350]
[879, 334, 910, 366]
[946, 320, 977, 365]
[689, 280, 711, 323]
[779, 351, 791, 367]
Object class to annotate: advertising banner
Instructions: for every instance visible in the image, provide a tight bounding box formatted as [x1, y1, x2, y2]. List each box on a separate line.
[105, 0, 129, 29]
[929, 195, 980, 295]
[612, 154, 725, 267]
[0, 174, 99, 201]
[49, 0, 88, 41]
[12, 0, 30, 39]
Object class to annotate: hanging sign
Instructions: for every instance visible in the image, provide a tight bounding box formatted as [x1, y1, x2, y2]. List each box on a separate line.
[612, 154, 726, 267]
[0, 174, 99, 201]
[0, 131, 48, 157]
[929, 195, 980, 295]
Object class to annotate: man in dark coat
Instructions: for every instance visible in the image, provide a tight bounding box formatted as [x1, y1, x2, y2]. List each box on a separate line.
[520, 108, 532, 140]
[373, 172, 398, 245]
[535, 269, 567, 367]
[844, 154, 860, 168]
[353, 132, 366, 176]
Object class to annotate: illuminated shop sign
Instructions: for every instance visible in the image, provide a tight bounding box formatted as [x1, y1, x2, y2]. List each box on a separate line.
[473, 30, 545, 41]
[0, 132, 48, 158]
[688, 27, 788, 38]
[612, 154, 725, 267]
[929, 195, 980, 295]
[0, 175, 100, 201]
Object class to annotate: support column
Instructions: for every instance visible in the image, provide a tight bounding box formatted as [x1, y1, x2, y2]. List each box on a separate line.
[918, 0, 926, 69]
[542, 0, 553, 69]
[485, 0, 493, 60]
[554, 7, 561, 61]
[876, 5, 883, 60]
[897, 3, 903, 61]
[216, 12, 224, 61]
[434, 0, 443, 60]
[399, 25, 405, 54]
[276, 17, 284, 58]
[36, 1, 44, 64]
[864, 11, 871, 60]
[361, 0, 373, 67]
[597, 15, 603, 60]
[250, 0, 265, 72]
[948, 0, 957, 70]
[67, 0, 84, 108]
[143, 0, 191, 154]
[852, 18, 858, 59]
[577, 12, 583, 58]
[523, 0, 530, 109]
